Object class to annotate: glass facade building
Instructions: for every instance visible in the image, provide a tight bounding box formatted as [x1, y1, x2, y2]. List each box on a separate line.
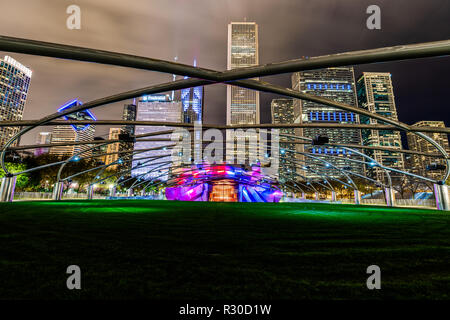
[0, 56, 32, 148]
[356, 72, 405, 182]
[132, 95, 182, 181]
[226, 22, 259, 125]
[407, 121, 449, 180]
[34, 132, 52, 156]
[271, 98, 298, 183]
[106, 128, 122, 170]
[181, 60, 204, 124]
[50, 99, 96, 158]
[291, 67, 364, 179]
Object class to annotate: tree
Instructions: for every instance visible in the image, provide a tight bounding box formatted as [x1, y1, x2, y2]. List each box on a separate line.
[0, 162, 29, 190]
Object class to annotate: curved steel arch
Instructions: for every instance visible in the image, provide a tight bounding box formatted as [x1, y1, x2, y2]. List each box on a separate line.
[0, 35, 448, 207]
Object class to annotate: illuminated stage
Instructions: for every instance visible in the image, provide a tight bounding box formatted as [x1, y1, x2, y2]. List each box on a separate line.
[165, 165, 283, 202]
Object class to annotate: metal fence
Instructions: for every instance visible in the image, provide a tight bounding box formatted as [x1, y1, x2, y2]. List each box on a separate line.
[13, 192, 106, 201]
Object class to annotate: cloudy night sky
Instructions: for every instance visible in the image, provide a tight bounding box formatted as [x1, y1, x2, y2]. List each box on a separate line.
[0, 0, 449, 146]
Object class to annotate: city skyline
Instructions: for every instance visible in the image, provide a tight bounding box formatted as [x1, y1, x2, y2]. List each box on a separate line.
[0, 0, 448, 147]
[1, 1, 450, 304]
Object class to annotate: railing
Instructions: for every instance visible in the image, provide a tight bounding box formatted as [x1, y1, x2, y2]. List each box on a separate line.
[13, 192, 106, 200]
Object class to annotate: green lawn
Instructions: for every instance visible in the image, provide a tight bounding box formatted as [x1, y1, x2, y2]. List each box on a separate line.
[0, 200, 449, 300]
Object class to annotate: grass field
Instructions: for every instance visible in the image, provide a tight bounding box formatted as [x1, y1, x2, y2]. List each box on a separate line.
[0, 200, 449, 300]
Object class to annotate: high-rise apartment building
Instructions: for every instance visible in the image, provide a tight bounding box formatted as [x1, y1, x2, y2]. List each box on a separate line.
[407, 121, 449, 180]
[50, 99, 96, 158]
[356, 72, 405, 182]
[132, 94, 182, 181]
[34, 132, 52, 156]
[291, 67, 364, 178]
[0, 56, 32, 148]
[271, 98, 298, 182]
[226, 22, 259, 125]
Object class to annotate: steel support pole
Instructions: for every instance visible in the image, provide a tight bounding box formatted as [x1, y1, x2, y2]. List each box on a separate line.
[354, 190, 361, 205]
[52, 181, 64, 201]
[0, 176, 16, 202]
[331, 191, 337, 202]
[87, 185, 94, 200]
[301, 192, 305, 200]
[385, 187, 395, 207]
[315, 192, 320, 201]
[434, 184, 449, 211]
[128, 188, 133, 197]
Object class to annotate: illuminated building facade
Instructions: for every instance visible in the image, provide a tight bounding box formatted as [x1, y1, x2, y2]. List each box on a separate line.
[292, 67, 364, 178]
[118, 101, 137, 176]
[132, 94, 182, 181]
[407, 121, 449, 180]
[357, 72, 405, 181]
[50, 99, 96, 158]
[0, 56, 32, 148]
[34, 132, 52, 156]
[226, 22, 260, 125]
[122, 101, 137, 135]
[181, 60, 204, 124]
[106, 128, 122, 170]
[271, 98, 298, 183]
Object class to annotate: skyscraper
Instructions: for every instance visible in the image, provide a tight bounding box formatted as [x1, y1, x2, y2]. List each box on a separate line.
[291, 67, 364, 178]
[0, 56, 32, 148]
[356, 72, 405, 182]
[226, 22, 259, 125]
[106, 128, 122, 170]
[119, 101, 137, 176]
[132, 94, 182, 181]
[271, 98, 298, 182]
[406, 121, 449, 180]
[50, 99, 96, 158]
[181, 60, 204, 124]
[122, 101, 137, 135]
[49, 125, 76, 158]
[34, 132, 52, 157]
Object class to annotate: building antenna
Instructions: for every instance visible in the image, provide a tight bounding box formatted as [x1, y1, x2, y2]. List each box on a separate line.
[171, 56, 178, 101]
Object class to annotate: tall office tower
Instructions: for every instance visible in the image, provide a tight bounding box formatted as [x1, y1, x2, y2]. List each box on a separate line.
[132, 94, 182, 181]
[0, 56, 32, 148]
[106, 128, 122, 170]
[406, 121, 450, 180]
[122, 101, 137, 135]
[356, 72, 405, 182]
[34, 132, 52, 156]
[50, 99, 96, 158]
[226, 22, 259, 125]
[291, 67, 364, 179]
[271, 99, 298, 182]
[92, 137, 108, 164]
[181, 60, 204, 124]
[226, 22, 260, 165]
[49, 125, 76, 157]
[119, 101, 137, 176]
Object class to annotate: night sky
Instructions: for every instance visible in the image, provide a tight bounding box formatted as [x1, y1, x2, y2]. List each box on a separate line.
[0, 0, 449, 146]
